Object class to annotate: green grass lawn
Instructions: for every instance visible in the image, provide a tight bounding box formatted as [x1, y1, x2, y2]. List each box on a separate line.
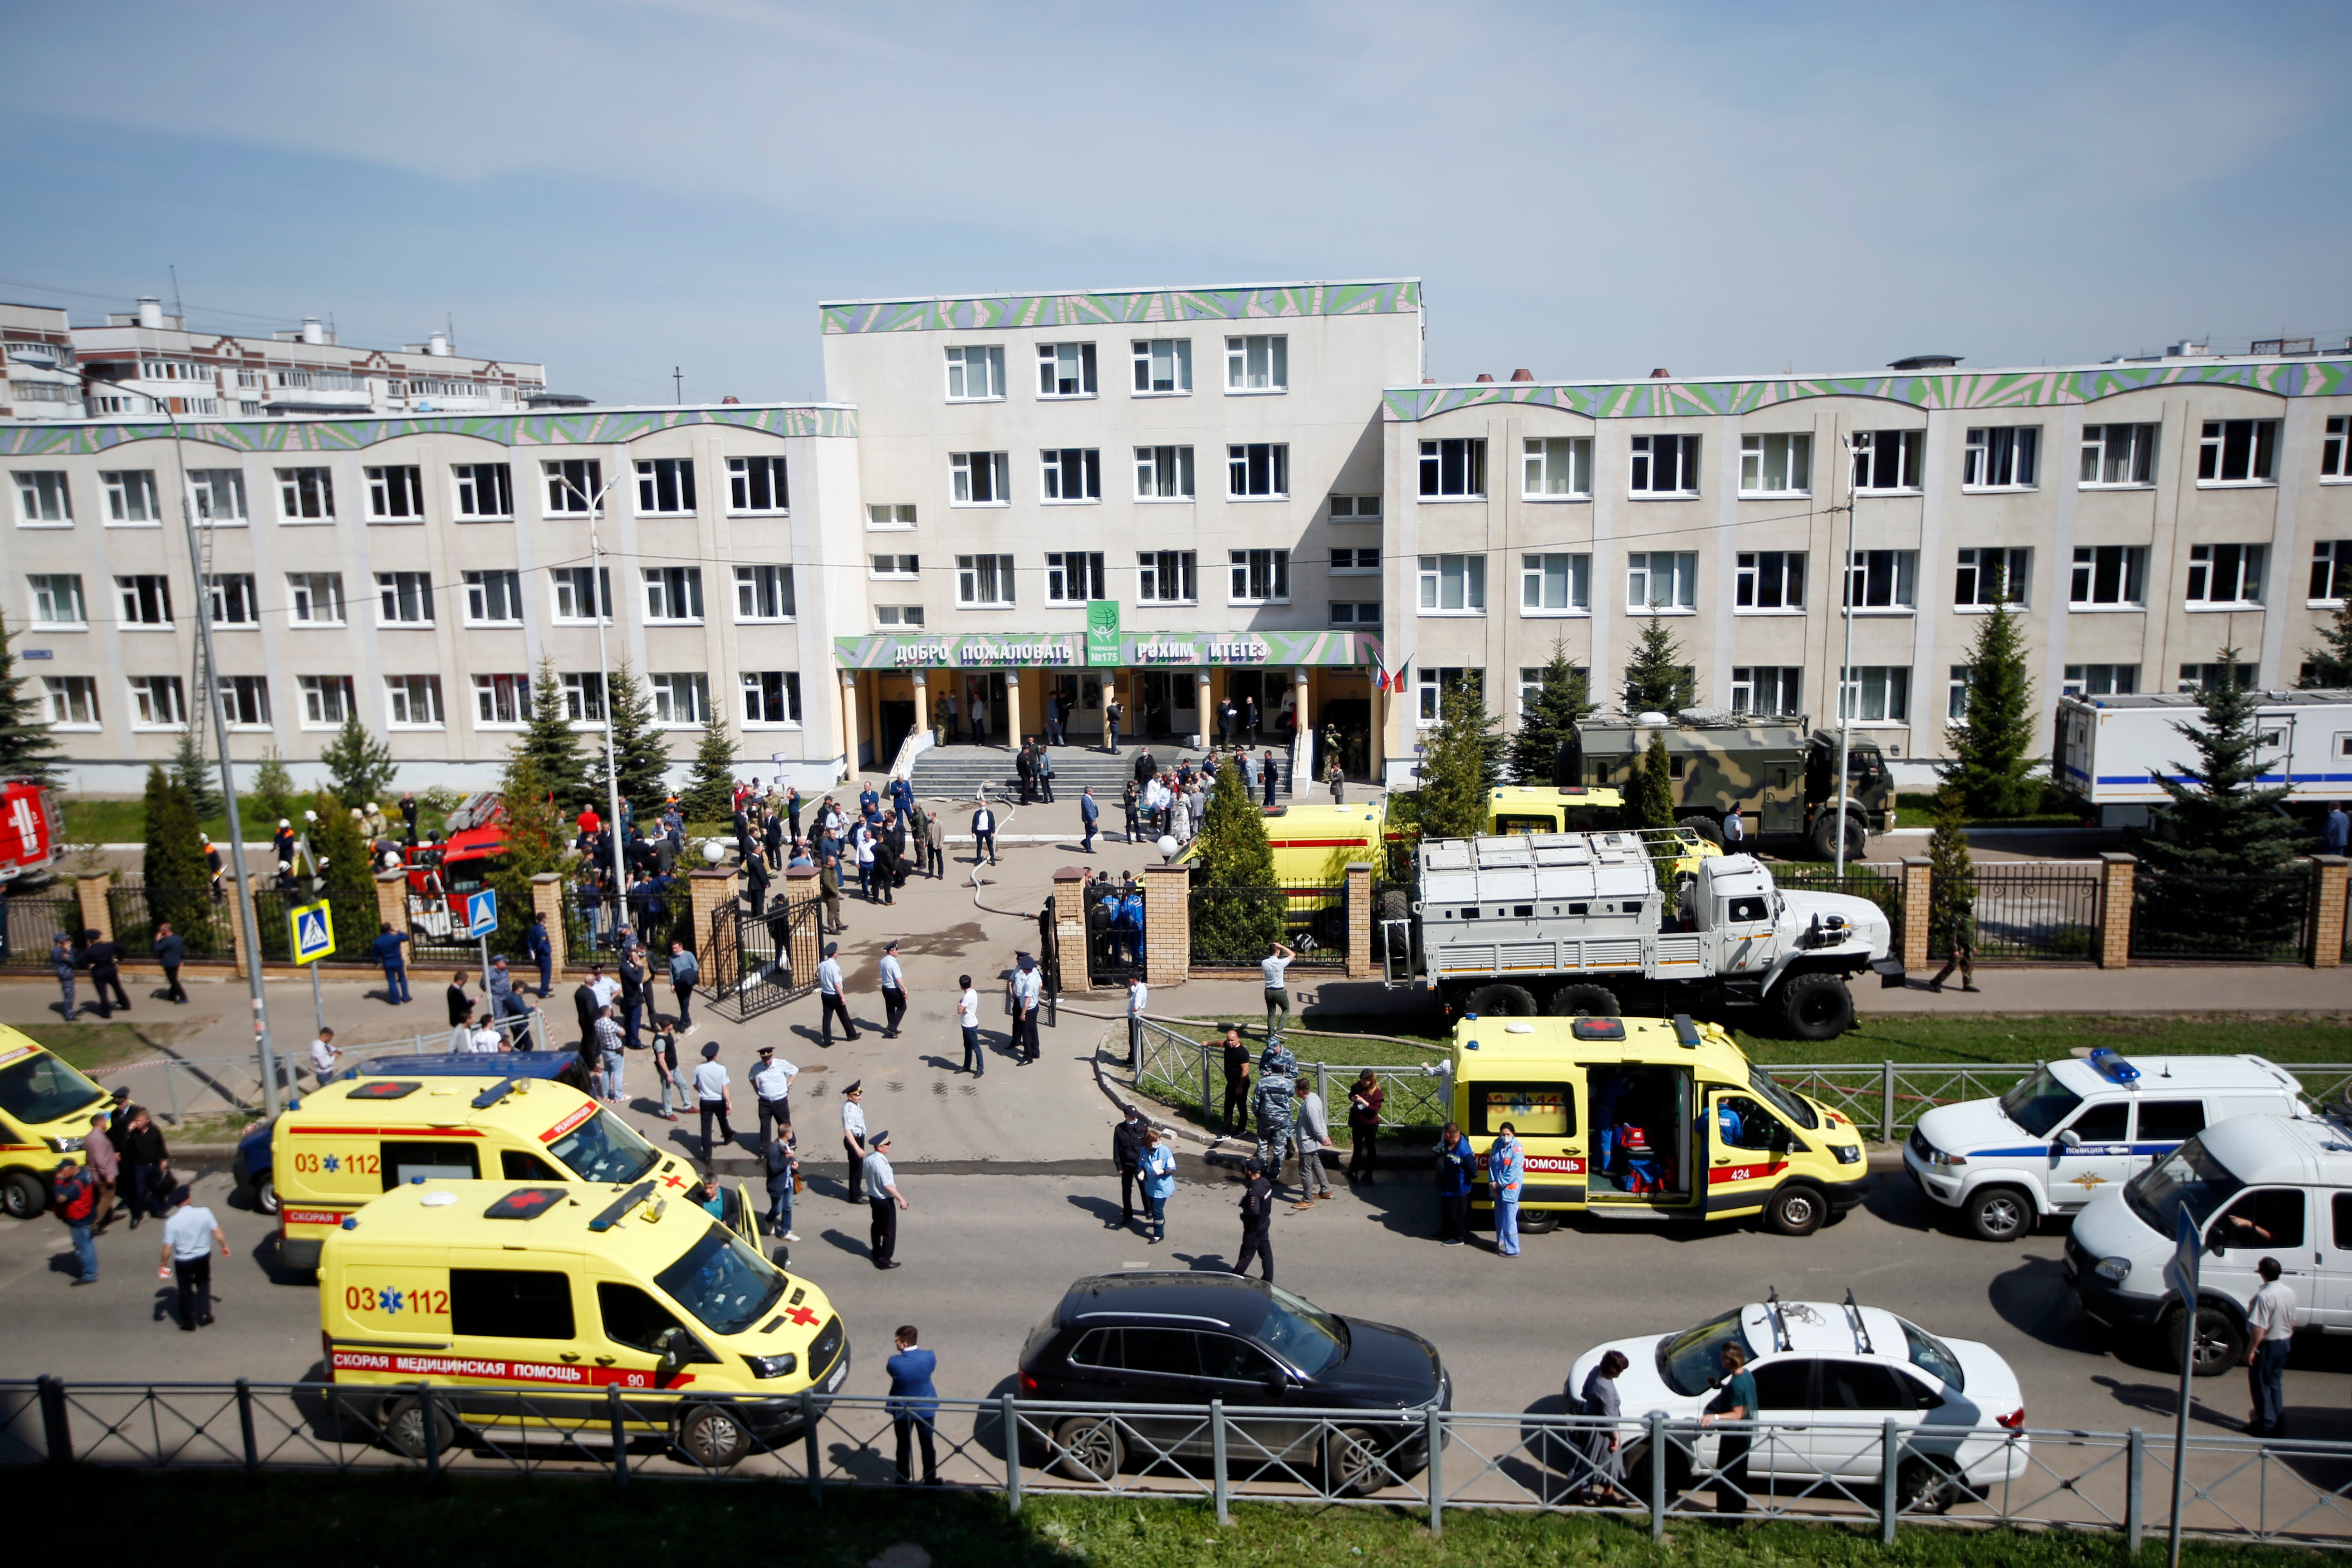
[1891, 791, 2089, 830]
[61, 795, 456, 846]
[10, 1020, 205, 1073]
[2, 1468, 2329, 1568]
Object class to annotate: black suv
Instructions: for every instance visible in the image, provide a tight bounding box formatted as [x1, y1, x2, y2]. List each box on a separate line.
[1016, 1272, 1450, 1496]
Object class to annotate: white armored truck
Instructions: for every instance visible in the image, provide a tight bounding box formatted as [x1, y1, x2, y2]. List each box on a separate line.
[1382, 831, 1901, 1038]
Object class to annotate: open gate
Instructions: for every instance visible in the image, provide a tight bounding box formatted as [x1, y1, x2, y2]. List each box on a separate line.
[706, 895, 814, 1021]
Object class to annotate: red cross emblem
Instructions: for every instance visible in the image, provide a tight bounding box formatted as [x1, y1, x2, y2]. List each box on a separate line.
[784, 1305, 819, 1328]
[658, 1173, 687, 1190]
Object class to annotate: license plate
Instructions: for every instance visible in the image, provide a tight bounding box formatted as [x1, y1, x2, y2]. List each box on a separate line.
[824, 1357, 848, 1392]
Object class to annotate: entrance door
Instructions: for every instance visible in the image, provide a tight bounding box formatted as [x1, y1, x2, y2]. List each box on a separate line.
[1224, 671, 1276, 744]
[1318, 697, 1371, 779]
[2046, 1099, 2134, 1212]
[877, 701, 915, 764]
[956, 674, 1006, 745]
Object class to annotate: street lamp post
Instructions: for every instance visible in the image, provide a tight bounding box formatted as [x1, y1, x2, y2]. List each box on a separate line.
[571, 471, 632, 941]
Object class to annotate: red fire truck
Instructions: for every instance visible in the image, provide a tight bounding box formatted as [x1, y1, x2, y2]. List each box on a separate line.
[0, 781, 62, 887]
[395, 792, 507, 937]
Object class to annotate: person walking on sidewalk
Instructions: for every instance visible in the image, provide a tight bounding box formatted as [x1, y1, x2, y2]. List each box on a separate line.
[51, 931, 77, 1022]
[842, 1082, 871, 1201]
[83, 1112, 119, 1232]
[1139, 1127, 1176, 1245]
[1435, 1122, 1476, 1245]
[153, 922, 187, 1004]
[1220, 1027, 1252, 1137]
[1079, 786, 1099, 853]
[81, 931, 129, 1018]
[1928, 901, 1979, 994]
[866, 1130, 907, 1269]
[956, 975, 985, 1075]
[1234, 1158, 1275, 1281]
[761, 1123, 800, 1243]
[1290, 1079, 1333, 1206]
[1125, 974, 1148, 1066]
[158, 1185, 227, 1330]
[54, 1158, 101, 1285]
[878, 940, 908, 1038]
[818, 942, 861, 1043]
[1110, 1104, 1149, 1231]
[119, 1107, 172, 1227]
[971, 802, 998, 867]
[923, 805, 945, 878]
[887, 1326, 940, 1483]
[668, 940, 700, 1027]
[526, 911, 554, 997]
[2246, 1257, 2297, 1437]
[752, 1046, 797, 1146]
[652, 1020, 686, 1122]
[1035, 745, 1056, 804]
[692, 1042, 734, 1161]
[1346, 1070, 1385, 1183]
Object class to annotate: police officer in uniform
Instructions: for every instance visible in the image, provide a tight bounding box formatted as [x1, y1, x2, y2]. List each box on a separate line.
[1251, 1035, 1298, 1194]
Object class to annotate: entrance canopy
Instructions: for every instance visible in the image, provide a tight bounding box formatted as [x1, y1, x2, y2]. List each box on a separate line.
[832, 628, 1389, 671]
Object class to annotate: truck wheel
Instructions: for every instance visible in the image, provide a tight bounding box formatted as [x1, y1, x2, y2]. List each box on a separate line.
[1516, 1207, 1562, 1235]
[1777, 973, 1854, 1040]
[2, 1170, 47, 1219]
[1964, 1185, 2034, 1243]
[1676, 815, 1725, 847]
[2162, 1303, 2247, 1377]
[1545, 983, 1620, 1017]
[1763, 1184, 1826, 1237]
[1372, 889, 1409, 960]
[675, 1403, 753, 1469]
[1463, 983, 1537, 1017]
[1811, 813, 1868, 862]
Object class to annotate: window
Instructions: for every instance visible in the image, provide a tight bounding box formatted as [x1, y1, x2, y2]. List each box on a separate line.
[727, 456, 789, 513]
[1229, 549, 1290, 604]
[361, 465, 423, 522]
[44, 676, 98, 727]
[1132, 338, 1191, 394]
[277, 467, 336, 522]
[2071, 545, 2148, 607]
[1225, 334, 1286, 392]
[2080, 423, 2158, 487]
[2178, 662, 2259, 692]
[1330, 548, 1379, 575]
[543, 459, 603, 515]
[870, 554, 918, 579]
[473, 673, 530, 727]
[28, 575, 84, 627]
[2325, 416, 2349, 480]
[1137, 550, 1196, 604]
[288, 573, 347, 626]
[1419, 554, 1486, 613]
[2185, 543, 2264, 606]
[13, 471, 71, 524]
[1735, 551, 1805, 611]
[551, 566, 613, 623]
[1134, 446, 1196, 500]
[2062, 663, 2139, 698]
[1520, 553, 1590, 614]
[1844, 549, 1919, 612]
[1330, 601, 1380, 626]
[945, 344, 1005, 401]
[101, 470, 160, 524]
[1329, 494, 1382, 521]
[1416, 666, 1481, 724]
[128, 675, 185, 728]
[1626, 550, 1697, 612]
[1037, 342, 1097, 397]
[1046, 552, 1105, 603]
[956, 554, 1015, 607]
[649, 672, 708, 725]
[298, 675, 355, 727]
[2138, 1101, 2208, 1142]
[2198, 419, 2279, 485]
[1851, 429, 1924, 492]
[866, 502, 915, 529]
[742, 671, 802, 726]
[734, 565, 796, 621]
[1629, 433, 1700, 496]
[188, 469, 247, 524]
[1739, 432, 1812, 496]
[1963, 426, 2040, 489]
[1955, 547, 2030, 608]
[635, 458, 696, 514]
[1838, 666, 1911, 724]
[1524, 437, 1593, 499]
[205, 573, 259, 627]
[375, 573, 435, 626]
[1226, 443, 1289, 498]
[1947, 664, 1972, 720]
[1040, 448, 1101, 502]
[460, 570, 524, 626]
[642, 567, 706, 622]
[561, 672, 606, 722]
[1730, 666, 1802, 717]
[215, 675, 270, 728]
[2312, 541, 2352, 604]
[874, 604, 925, 628]
[1419, 438, 1487, 498]
[450, 1269, 574, 1342]
[115, 575, 173, 626]
[453, 463, 513, 519]
[384, 675, 445, 728]
[951, 451, 1009, 505]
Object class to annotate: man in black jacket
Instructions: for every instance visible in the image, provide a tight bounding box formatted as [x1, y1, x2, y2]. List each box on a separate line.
[1234, 1158, 1274, 1281]
[573, 970, 603, 1054]
[80, 930, 129, 1017]
[1110, 1104, 1149, 1231]
[970, 803, 997, 867]
[152, 921, 187, 1004]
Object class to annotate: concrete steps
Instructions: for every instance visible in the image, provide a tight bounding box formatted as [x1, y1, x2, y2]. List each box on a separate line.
[908, 744, 1295, 801]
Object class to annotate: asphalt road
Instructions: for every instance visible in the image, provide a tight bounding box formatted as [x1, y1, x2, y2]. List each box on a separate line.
[6, 1157, 2350, 1446]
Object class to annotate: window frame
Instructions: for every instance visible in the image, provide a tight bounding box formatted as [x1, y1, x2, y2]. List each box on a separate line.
[1045, 552, 1107, 604]
[1328, 494, 1382, 523]
[1843, 549, 1920, 615]
[1953, 547, 2031, 610]
[297, 674, 356, 729]
[647, 672, 710, 728]
[214, 674, 272, 730]
[561, 672, 607, 724]
[1729, 666, 1803, 718]
[1523, 436, 1593, 500]
[1628, 434, 1700, 499]
[101, 469, 162, 525]
[1418, 437, 1488, 500]
[203, 573, 260, 628]
[741, 670, 804, 728]
[733, 564, 798, 622]
[452, 462, 515, 521]
[127, 673, 187, 730]
[955, 553, 1016, 608]
[542, 459, 604, 516]
[872, 604, 925, 630]
[633, 457, 697, 516]
[1961, 426, 2041, 491]
[2197, 418, 2280, 487]
[2184, 543, 2266, 608]
[2061, 663, 2140, 699]
[471, 672, 531, 729]
[950, 451, 1011, 506]
[1039, 448, 1102, 504]
[865, 503, 916, 531]
[275, 466, 335, 523]
[1850, 429, 1925, 494]
[2310, 540, 2352, 607]
[1228, 548, 1291, 607]
[1224, 334, 1288, 395]
[727, 455, 790, 515]
[1036, 342, 1098, 399]
[2079, 423, 2158, 489]
[27, 573, 86, 628]
[1134, 445, 1196, 502]
[1329, 599, 1380, 627]
[461, 570, 525, 627]
[365, 464, 426, 522]
[1131, 338, 1192, 396]
[13, 470, 72, 527]
[2323, 416, 2349, 483]
[287, 572, 348, 627]
[44, 675, 100, 729]
[1738, 431, 1813, 497]
[1518, 552, 1591, 616]
[550, 566, 615, 625]
[641, 566, 707, 624]
[187, 469, 248, 525]
[1419, 553, 1488, 615]
[1225, 442, 1289, 500]
[1136, 550, 1198, 606]
[1838, 665, 1912, 725]
[1329, 547, 1380, 578]
[1625, 550, 1698, 613]
[944, 344, 1006, 402]
[1415, 666, 1482, 727]
[374, 572, 436, 627]
[1734, 550, 1806, 614]
[114, 574, 175, 628]
[2069, 544, 2149, 610]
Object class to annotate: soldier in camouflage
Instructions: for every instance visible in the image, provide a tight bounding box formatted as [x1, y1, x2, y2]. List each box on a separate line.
[1252, 1034, 1299, 1184]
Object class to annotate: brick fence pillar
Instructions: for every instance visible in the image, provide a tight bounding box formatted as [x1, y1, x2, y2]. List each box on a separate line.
[1345, 862, 1373, 979]
[228, 876, 259, 979]
[784, 865, 823, 989]
[74, 871, 113, 945]
[1053, 866, 1092, 994]
[2308, 855, 2347, 969]
[686, 866, 737, 960]
[2096, 852, 2136, 969]
[1898, 856, 1931, 975]
[374, 869, 410, 940]
[1144, 861, 1190, 987]
[531, 872, 568, 977]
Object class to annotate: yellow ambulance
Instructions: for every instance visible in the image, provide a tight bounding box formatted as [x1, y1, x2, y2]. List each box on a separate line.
[1451, 1013, 1867, 1237]
[0, 1030, 109, 1218]
[272, 1072, 749, 1271]
[320, 1178, 848, 1467]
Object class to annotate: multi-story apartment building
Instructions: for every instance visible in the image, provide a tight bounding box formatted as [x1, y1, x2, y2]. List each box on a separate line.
[1, 304, 79, 422]
[2, 275, 2346, 795]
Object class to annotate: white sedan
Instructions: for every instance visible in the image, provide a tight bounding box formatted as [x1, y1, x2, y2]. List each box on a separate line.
[1567, 1296, 2030, 1512]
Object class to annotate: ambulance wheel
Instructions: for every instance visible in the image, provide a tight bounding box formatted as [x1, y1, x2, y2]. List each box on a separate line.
[1763, 1183, 1826, 1237]
[2162, 1303, 2246, 1377]
[1516, 1207, 1561, 1235]
[1545, 983, 1619, 1018]
[1777, 973, 1854, 1040]
[1965, 1185, 2034, 1242]
[1676, 815, 1725, 847]
[675, 1403, 753, 1469]
[2, 1169, 47, 1219]
[254, 1174, 279, 1216]
[1053, 1414, 1124, 1482]
[1463, 983, 1537, 1017]
[382, 1395, 456, 1458]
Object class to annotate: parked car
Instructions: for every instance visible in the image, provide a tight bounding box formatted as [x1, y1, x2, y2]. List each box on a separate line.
[1017, 1271, 1450, 1497]
[1567, 1293, 2029, 1512]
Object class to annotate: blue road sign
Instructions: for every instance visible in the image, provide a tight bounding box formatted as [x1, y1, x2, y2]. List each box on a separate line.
[466, 888, 498, 938]
[2165, 1201, 2202, 1307]
[290, 901, 335, 965]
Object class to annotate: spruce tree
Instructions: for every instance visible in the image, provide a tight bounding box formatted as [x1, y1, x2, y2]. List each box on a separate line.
[518, 655, 592, 812]
[1631, 731, 1676, 833]
[1415, 674, 1503, 840]
[2301, 598, 2352, 689]
[170, 725, 221, 823]
[602, 658, 671, 821]
[309, 791, 380, 961]
[141, 765, 214, 951]
[320, 711, 397, 808]
[1189, 754, 1284, 962]
[1507, 639, 1596, 786]
[680, 710, 739, 826]
[1926, 785, 1976, 958]
[1622, 611, 1698, 715]
[1940, 571, 2039, 816]
[485, 754, 565, 958]
[247, 746, 299, 833]
[0, 612, 61, 786]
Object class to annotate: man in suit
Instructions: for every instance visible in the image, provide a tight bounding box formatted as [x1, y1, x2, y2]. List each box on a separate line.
[971, 802, 998, 867]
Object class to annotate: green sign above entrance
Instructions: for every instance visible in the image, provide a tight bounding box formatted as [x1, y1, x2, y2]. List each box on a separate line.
[1085, 600, 1122, 666]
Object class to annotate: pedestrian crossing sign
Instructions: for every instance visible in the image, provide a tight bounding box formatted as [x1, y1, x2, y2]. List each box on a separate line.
[290, 901, 335, 965]
[466, 888, 498, 938]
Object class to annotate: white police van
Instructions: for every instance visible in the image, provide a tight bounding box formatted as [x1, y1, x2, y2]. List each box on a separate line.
[1903, 1051, 2307, 1242]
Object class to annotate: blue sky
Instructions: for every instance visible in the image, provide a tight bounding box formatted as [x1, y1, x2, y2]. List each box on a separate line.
[6, 0, 2348, 403]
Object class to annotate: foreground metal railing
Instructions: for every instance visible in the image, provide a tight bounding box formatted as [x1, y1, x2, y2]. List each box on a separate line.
[9, 1378, 2352, 1547]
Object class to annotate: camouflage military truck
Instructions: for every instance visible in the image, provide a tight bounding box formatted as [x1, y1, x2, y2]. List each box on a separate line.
[1567, 713, 1895, 861]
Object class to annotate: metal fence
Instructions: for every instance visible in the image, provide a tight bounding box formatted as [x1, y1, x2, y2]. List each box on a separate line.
[1931, 862, 2102, 963]
[2134, 868, 2316, 964]
[1188, 884, 1348, 969]
[103, 882, 234, 960]
[10, 1380, 2352, 1548]
[1131, 1017, 1447, 1134]
[0, 890, 81, 965]
[1771, 863, 1904, 957]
